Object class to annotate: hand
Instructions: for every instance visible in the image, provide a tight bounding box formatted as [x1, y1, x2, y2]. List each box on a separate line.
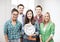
[40, 40, 42, 42]
[46, 40, 49, 42]
[31, 34, 36, 36]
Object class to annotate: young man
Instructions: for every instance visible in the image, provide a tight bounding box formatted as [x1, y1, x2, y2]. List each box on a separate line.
[4, 8, 22, 42]
[34, 5, 43, 42]
[17, 4, 25, 26]
[17, 4, 25, 42]
[35, 5, 43, 25]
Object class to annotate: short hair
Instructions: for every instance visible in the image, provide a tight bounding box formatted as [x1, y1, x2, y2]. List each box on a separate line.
[17, 4, 24, 8]
[36, 5, 42, 11]
[11, 8, 19, 13]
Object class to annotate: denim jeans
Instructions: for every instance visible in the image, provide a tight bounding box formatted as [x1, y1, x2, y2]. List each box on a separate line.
[8, 38, 20, 42]
[23, 38, 36, 42]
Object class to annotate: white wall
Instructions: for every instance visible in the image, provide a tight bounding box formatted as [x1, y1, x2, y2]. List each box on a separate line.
[0, 0, 11, 42]
[11, 0, 34, 15]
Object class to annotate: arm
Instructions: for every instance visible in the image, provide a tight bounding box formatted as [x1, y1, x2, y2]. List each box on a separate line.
[35, 21, 40, 35]
[39, 23, 42, 42]
[4, 22, 8, 42]
[4, 35, 8, 42]
[39, 35, 42, 42]
[46, 23, 55, 42]
[20, 23, 23, 42]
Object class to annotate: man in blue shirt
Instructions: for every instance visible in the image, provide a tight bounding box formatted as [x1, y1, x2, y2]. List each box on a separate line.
[4, 8, 22, 42]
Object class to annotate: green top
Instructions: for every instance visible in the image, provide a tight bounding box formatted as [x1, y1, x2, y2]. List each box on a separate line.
[40, 21, 55, 42]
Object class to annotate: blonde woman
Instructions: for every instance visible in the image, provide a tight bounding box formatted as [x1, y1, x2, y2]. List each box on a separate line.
[40, 12, 55, 42]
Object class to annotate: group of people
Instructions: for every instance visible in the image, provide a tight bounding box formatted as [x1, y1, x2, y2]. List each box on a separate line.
[4, 4, 55, 42]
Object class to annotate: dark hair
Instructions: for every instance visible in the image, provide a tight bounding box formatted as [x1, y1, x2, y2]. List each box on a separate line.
[36, 5, 42, 11]
[24, 9, 35, 25]
[17, 4, 24, 8]
[11, 8, 19, 13]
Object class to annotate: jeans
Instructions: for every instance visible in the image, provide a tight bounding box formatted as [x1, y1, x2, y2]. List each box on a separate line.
[8, 38, 20, 42]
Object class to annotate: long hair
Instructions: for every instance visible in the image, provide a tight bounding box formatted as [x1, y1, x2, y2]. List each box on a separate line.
[43, 12, 51, 24]
[24, 9, 35, 25]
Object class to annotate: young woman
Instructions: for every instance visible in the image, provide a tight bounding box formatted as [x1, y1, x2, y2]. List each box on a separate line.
[22, 9, 39, 42]
[40, 12, 55, 42]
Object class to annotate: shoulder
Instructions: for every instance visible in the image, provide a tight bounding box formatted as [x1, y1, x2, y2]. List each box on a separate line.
[4, 20, 11, 25]
[50, 21, 55, 26]
[40, 22, 44, 25]
[34, 16, 37, 20]
[17, 20, 22, 25]
[22, 14, 25, 17]
[34, 21, 38, 25]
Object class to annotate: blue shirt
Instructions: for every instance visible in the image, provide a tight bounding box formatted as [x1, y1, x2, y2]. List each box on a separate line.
[4, 19, 22, 40]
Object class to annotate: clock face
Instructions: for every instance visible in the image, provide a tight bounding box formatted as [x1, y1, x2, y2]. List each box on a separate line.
[24, 24, 35, 36]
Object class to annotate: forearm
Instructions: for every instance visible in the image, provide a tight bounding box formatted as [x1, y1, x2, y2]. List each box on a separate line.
[4, 35, 8, 42]
[40, 35, 42, 42]
[46, 35, 53, 42]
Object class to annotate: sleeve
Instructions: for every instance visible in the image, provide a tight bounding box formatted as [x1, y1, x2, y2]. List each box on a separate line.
[51, 23, 55, 35]
[39, 23, 42, 37]
[20, 23, 22, 32]
[4, 22, 8, 35]
[21, 26, 25, 35]
[20, 23, 25, 37]
[35, 21, 40, 35]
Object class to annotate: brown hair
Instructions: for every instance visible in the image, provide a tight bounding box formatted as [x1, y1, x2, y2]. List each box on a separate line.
[24, 9, 35, 25]
[11, 8, 19, 13]
[17, 4, 24, 8]
[35, 5, 42, 11]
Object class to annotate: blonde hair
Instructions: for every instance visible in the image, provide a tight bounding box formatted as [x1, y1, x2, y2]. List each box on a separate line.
[43, 12, 51, 23]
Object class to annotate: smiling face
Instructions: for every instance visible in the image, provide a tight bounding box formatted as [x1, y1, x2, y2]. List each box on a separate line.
[11, 11, 18, 21]
[36, 7, 42, 15]
[18, 6, 24, 14]
[27, 11, 33, 20]
[44, 13, 50, 23]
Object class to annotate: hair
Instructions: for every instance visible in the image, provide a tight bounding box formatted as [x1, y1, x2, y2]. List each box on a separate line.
[11, 8, 19, 13]
[43, 12, 51, 23]
[24, 9, 35, 25]
[35, 5, 42, 11]
[17, 4, 24, 8]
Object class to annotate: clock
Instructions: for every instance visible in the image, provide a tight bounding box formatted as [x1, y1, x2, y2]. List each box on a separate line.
[24, 24, 35, 36]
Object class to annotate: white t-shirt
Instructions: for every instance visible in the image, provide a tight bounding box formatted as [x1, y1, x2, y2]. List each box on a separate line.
[18, 14, 23, 25]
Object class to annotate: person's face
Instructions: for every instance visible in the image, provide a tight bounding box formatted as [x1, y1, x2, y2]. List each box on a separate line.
[35, 7, 42, 15]
[27, 11, 32, 20]
[11, 11, 18, 21]
[18, 6, 24, 14]
[44, 13, 50, 22]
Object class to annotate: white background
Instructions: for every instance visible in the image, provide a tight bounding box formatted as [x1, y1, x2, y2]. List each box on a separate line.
[0, 0, 60, 42]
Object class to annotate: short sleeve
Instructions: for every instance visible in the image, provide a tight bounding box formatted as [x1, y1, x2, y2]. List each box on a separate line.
[35, 21, 40, 35]
[4, 22, 8, 35]
[51, 23, 55, 35]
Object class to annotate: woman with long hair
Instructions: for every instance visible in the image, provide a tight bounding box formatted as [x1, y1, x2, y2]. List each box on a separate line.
[22, 9, 39, 42]
[40, 12, 55, 42]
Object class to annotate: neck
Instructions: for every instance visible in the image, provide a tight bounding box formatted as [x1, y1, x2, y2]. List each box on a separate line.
[29, 20, 31, 24]
[11, 20, 16, 26]
[37, 13, 42, 17]
[12, 19, 16, 23]
[44, 21, 49, 25]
